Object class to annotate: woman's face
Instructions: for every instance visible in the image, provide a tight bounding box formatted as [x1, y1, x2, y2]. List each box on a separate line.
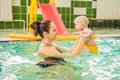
[47, 22, 57, 40]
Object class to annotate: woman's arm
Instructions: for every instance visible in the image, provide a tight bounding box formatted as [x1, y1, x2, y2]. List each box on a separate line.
[39, 37, 88, 58]
[52, 33, 82, 51]
[70, 35, 80, 50]
[52, 43, 70, 52]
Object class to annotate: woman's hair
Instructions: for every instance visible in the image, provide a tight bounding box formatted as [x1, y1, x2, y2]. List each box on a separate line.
[30, 20, 51, 38]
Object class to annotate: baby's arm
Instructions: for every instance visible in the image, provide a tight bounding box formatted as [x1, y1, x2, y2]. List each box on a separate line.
[72, 31, 80, 35]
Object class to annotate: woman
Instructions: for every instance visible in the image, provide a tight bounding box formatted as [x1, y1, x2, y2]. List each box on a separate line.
[30, 20, 94, 68]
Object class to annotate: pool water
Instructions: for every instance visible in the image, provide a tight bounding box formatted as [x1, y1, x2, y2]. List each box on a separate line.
[0, 38, 120, 80]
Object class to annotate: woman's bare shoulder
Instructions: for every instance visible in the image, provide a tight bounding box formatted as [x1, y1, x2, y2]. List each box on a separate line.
[38, 47, 49, 57]
[38, 46, 56, 57]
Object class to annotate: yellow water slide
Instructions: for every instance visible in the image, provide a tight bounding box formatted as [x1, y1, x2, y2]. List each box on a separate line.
[49, 0, 56, 5]
[29, 0, 38, 34]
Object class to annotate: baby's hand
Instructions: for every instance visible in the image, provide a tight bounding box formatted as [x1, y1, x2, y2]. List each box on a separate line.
[82, 28, 93, 38]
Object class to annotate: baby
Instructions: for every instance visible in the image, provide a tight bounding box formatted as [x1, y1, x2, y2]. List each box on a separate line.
[73, 16, 93, 38]
[73, 16, 98, 54]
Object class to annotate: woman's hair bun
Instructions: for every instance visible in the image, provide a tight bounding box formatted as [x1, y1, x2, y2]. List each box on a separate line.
[30, 21, 41, 36]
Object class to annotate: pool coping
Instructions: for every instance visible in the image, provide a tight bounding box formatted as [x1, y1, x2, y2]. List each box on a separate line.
[0, 34, 120, 42]
[97, 34, 120, 38]
[0, 38, 39, 42]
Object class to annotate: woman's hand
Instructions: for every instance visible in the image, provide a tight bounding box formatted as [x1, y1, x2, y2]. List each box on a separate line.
[81, 28, 93, 38]
[80, 28, 97, 46]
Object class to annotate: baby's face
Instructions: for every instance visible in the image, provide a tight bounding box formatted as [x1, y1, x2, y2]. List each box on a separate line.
[74, 22, 86, 31]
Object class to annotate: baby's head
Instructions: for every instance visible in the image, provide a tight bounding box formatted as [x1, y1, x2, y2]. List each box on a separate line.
[74, 16, 89, 31]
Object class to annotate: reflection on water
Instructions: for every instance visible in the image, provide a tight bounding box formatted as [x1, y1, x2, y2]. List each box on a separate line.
[0, 38, 120, 80]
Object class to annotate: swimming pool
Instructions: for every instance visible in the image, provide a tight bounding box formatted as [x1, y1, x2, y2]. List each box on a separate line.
[0, 38, 120, 80]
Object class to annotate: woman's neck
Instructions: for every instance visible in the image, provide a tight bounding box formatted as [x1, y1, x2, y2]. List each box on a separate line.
[42, 38, 52, 46]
